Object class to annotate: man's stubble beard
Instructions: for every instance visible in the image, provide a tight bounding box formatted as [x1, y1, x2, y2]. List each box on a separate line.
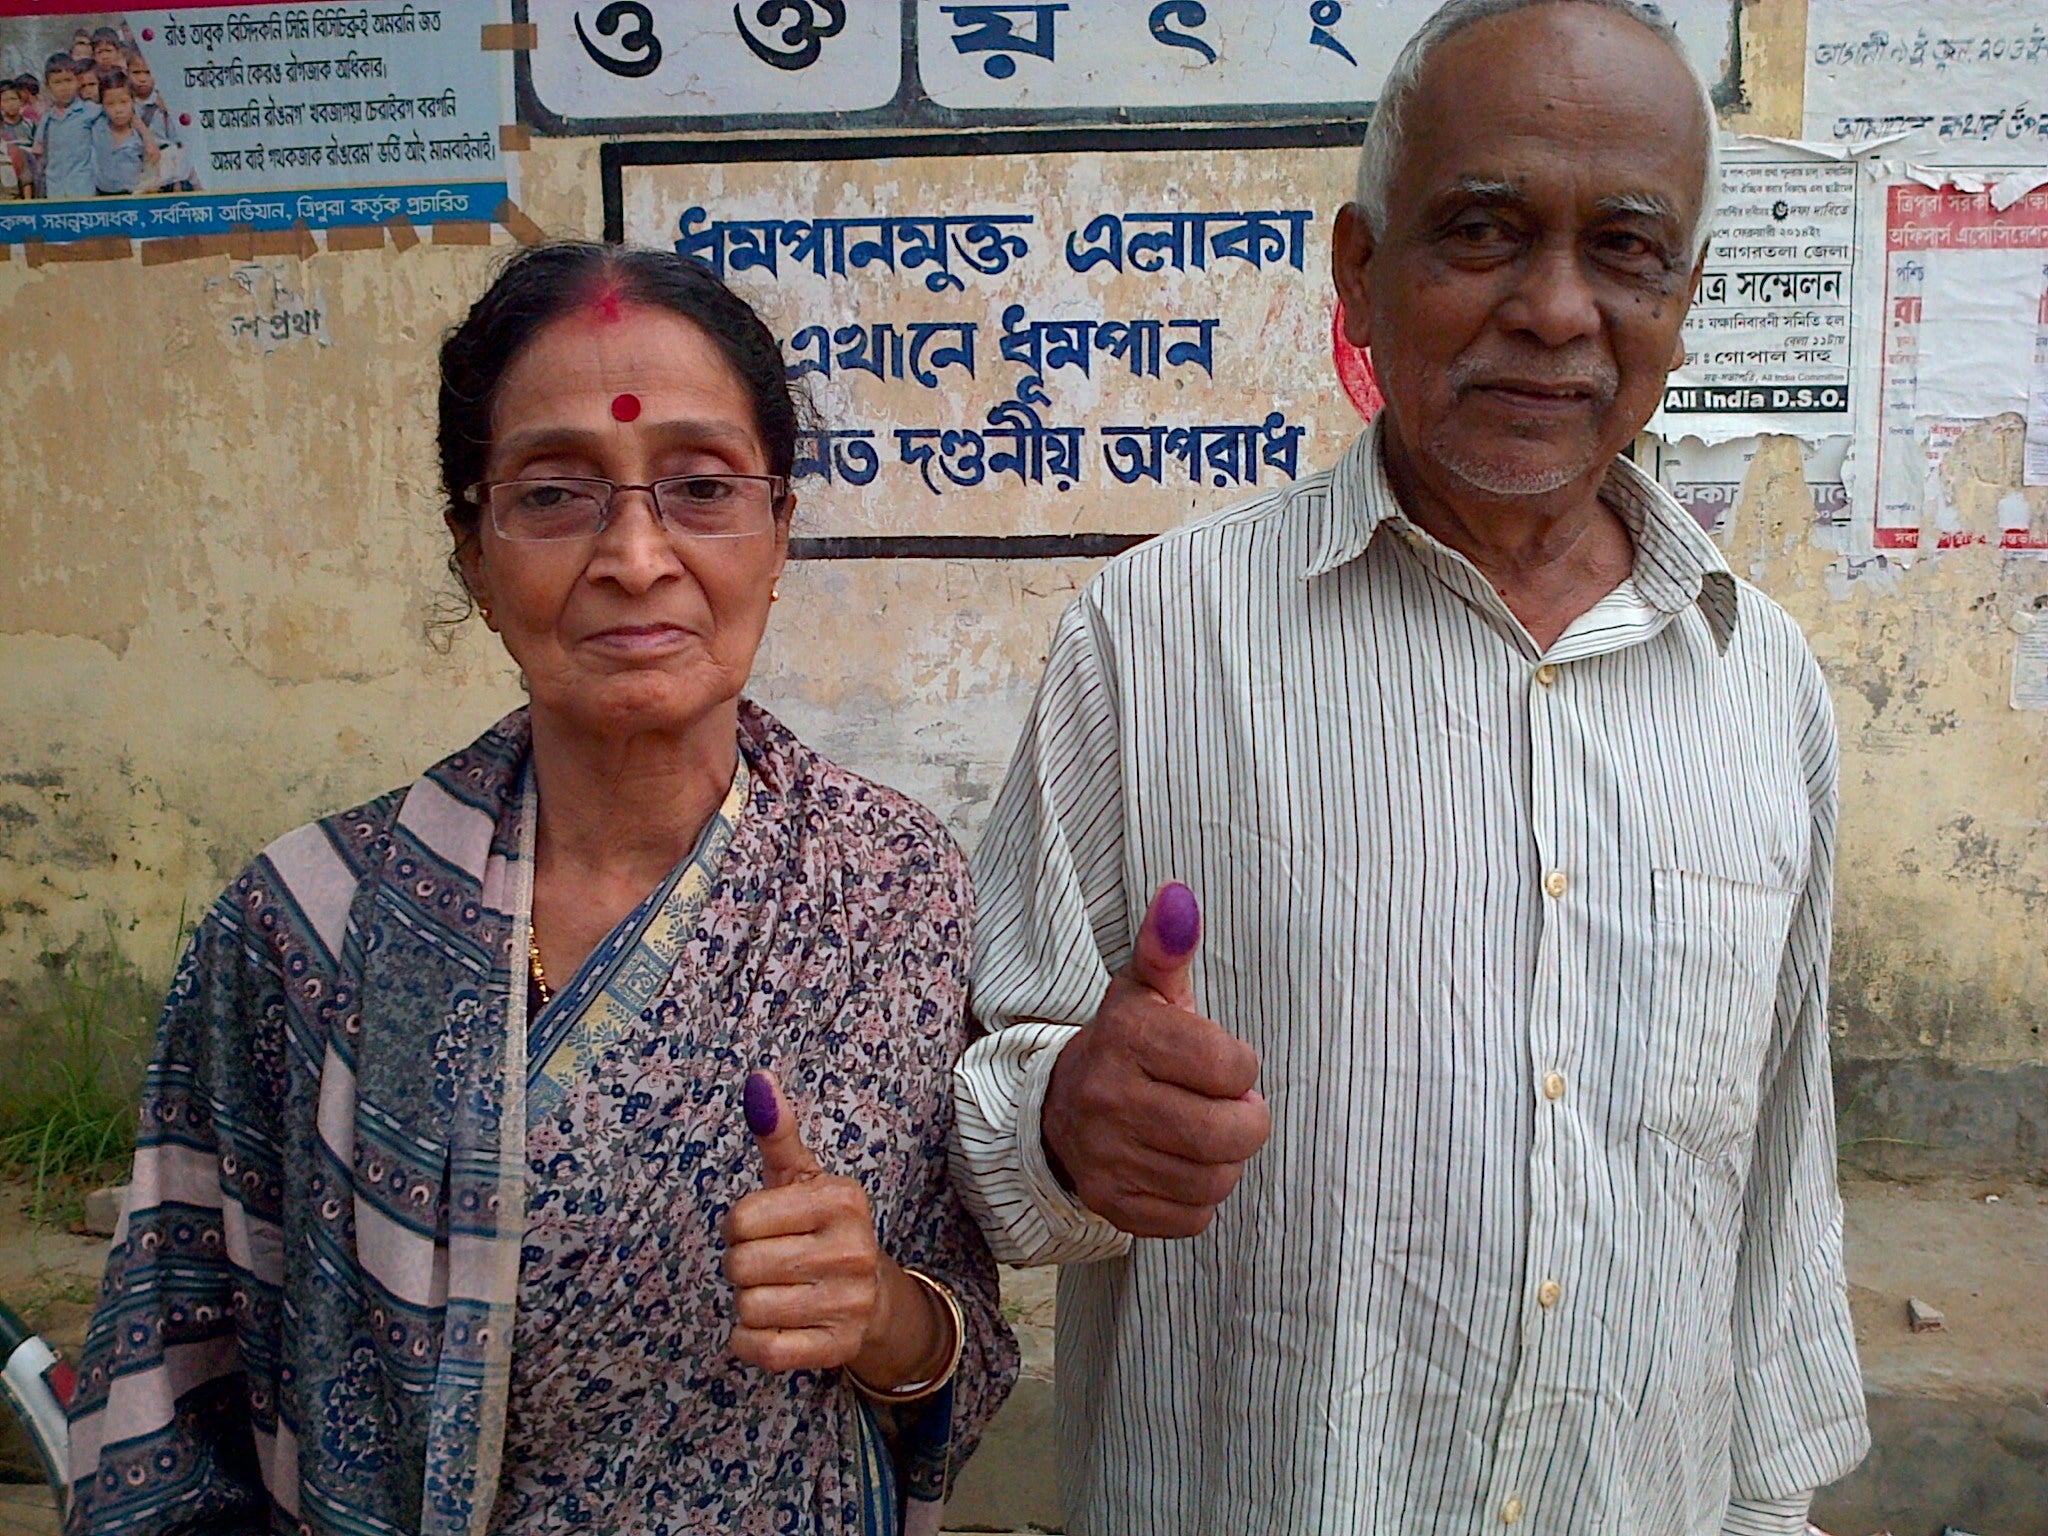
[1426, 348, 1622, 498]
[1425, 426, 1605, 498]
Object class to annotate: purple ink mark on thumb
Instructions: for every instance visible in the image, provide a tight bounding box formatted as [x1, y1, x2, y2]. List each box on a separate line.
[1153, 881, 1201, 959]
[743, 1071, 778, 1138]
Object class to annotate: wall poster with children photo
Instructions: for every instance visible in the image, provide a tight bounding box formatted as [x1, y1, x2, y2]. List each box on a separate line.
[0, 0, 512, 249]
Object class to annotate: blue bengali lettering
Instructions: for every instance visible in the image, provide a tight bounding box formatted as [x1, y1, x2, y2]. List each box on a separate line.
[2, 180, 504, 246]
[896, 394, 1086, 496]
[996, 305, 1223, 396]
[675, 209, 1034, 291]
[782, 321, 978, 389]
[940, 3, 1069, 79]
[1100, 414, 1304, 488]
[794, 429, 881, 487]
[1065, 210, 1313, 275]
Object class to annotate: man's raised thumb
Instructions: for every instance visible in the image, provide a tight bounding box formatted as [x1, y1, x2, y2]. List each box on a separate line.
[1127, 881, 1201, 1009]
[743, 1070, 821, 1189]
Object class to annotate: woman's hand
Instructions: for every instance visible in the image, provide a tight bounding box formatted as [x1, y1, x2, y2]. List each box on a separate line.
[722, 1072, 954, 1387]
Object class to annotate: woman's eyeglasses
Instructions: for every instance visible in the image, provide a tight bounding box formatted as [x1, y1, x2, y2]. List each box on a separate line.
[462, 475, 789, 542]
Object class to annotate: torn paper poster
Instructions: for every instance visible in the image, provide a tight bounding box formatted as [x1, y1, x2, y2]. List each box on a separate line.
[1806, 0, 2048, 164]
[1900, 165, 2048, 211]
[1994, 168, 2048, 210]
[1866, 182, 2048, 552]
[1922, 417, 1974, 509]
[1736, 131, 1919, 164]
[2011, 621, 2048, 710]
[1915, 245, 2040, 418]
[2029, 328, 2048, 486]
[1646, 435, 1850, 538]
[1648, 148, 1860, 445]
[1806, 437, 1854, 528]
[1651, 436, 1754, 536]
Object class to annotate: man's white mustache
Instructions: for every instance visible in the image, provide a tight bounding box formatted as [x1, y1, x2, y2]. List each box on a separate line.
[1447, 353, 1620, 403]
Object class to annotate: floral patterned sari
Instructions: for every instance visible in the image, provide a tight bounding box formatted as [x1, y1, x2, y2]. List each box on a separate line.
[66, 703, 1016, 1536]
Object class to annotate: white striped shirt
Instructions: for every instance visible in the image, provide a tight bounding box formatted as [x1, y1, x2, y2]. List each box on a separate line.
[951, 425, 1869, 1536]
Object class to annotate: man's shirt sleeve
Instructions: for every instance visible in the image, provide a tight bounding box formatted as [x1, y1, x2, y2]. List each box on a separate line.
[1721, 1493, 1812, 1536]
[951, 592, 1134, 1267]
[1728, 644, 1870, 1498]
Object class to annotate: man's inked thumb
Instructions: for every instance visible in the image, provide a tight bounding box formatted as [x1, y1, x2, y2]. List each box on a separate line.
[744, 1070, 822, 1189]
[1127, 881, 1201, 1009]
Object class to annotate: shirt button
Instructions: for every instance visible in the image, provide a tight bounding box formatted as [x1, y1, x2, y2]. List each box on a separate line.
[1543, 869, 1569, 898]
[1542, 1071, 1567, 1101]
[1535, 664, 1558, 687]
[1502, 1497, 1526, 1525]
[1538, 1279, 1563, 1309]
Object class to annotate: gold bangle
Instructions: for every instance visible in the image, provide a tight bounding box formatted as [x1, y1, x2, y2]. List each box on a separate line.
[849, 1267, 965, 1405]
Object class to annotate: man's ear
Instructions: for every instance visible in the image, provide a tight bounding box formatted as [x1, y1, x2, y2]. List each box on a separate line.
[1332, 202, 1378, 349]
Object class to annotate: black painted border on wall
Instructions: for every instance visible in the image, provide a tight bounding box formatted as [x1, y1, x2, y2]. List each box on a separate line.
[788, 534, 1152, 561]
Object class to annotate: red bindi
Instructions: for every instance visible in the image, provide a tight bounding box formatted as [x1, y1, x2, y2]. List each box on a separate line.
[610, 392, 641, 422]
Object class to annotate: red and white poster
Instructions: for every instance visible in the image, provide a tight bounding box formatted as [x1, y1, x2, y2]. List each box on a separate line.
[1871, 182, 2048, 552]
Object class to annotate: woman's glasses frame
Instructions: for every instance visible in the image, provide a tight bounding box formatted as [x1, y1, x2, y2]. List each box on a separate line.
[462, 474, 791, 543]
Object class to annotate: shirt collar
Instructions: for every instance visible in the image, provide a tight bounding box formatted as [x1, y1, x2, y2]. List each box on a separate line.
[1303, 418, 1740, 653]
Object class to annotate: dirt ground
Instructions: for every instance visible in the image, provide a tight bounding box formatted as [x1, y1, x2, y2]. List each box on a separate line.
[0, 1181, 105, 1340]
[0, 1181, 1062, 1536]
[3, 1176, 2041, 1536]
[0, 1175, 105, 1534]
[1841, 1174, 2048, 1401]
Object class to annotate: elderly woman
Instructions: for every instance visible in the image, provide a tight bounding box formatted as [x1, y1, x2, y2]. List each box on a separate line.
[65, 243, 1017, 1536]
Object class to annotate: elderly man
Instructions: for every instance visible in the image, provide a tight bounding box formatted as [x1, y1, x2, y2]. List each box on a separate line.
[951, 1, 1869, 1532]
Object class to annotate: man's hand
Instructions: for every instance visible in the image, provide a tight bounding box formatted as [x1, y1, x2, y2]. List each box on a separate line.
[1041, 882, 1271, 1237]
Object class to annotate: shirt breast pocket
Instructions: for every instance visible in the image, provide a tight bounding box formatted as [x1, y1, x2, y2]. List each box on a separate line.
[1643, 868, 1799, 1162]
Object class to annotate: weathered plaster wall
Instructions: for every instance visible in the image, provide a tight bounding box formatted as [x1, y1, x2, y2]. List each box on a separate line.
[1720, 1, 2048, 1176]
[2, 0, 2043, 1172]
[0, 141, 599, 975]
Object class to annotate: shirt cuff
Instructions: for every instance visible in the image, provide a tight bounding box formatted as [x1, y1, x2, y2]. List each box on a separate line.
[951, 1020, 1131, 1268]
[1721, 1493, 1813, 1536]
[1013, 1027, 1107, 1227]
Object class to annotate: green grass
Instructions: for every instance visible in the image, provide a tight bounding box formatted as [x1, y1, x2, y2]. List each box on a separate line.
[0, 939, 164, 1226]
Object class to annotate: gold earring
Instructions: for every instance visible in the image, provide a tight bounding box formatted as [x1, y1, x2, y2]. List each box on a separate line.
[769, 585, 781, 602]
[477, 601, 494, 628]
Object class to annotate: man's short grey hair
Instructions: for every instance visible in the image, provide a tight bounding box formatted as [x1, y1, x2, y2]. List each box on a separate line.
[1355, 0, 1721, 260]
